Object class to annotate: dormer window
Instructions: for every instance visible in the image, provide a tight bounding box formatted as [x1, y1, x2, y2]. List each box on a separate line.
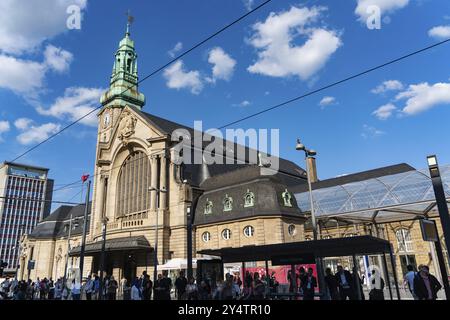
[282, 189, 293, 207]
[223, 195, 233, 212]
[244, 190, 255, 208]
[204, 199, 213, 215]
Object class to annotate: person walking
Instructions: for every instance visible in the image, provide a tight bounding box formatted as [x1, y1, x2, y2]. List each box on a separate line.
[368, 269, 385, 300]
[325, 268, 339, 300]
[160, 271, 172, 300]
[175, 271, 188, 300]
[403, 265, 418, 300]
[413, 265, 442, 300]
[252, 272, 265, 300]
[186, 277, 198, 300]
[302, 268, 317, 301]
[122, 279, 131, 300]
[335, 265, 355, 300]
[48, 279, 55, 300]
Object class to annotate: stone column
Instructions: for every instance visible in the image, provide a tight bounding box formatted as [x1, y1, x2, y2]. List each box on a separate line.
[150, 155, 158, 211]
[96, 175, 105, 234]
[160, 154, 167, 209]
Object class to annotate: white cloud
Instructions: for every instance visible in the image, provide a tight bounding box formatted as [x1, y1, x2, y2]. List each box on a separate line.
[247, 6, 342, 80]
[163, 60, 203, 94]
[0, 54, 47, 96]
[355, 0, 409, 22]
[14, 118, 33, 130]
[361, 124, 385, 139]
[233, 100, 251, 107]
[206, 47, 236, 83]
[16, 122, 61, 145]
[0, 0, 87, 55]
[168, 42, 183, 58]
[372, 103, 397, 120]
[0, 120, 10, 141]
[371, 80, 404, 94]
[319, 96, 337, 107]
[428, 25, 450, 40]
[44, 45, 73, 73]
[396, 82, 450, 115]
[37, 87, 104, 126]
[243, 0, 255, 11]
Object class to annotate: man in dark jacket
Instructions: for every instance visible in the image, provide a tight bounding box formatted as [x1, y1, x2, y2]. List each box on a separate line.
[335, 265, 355, 300]
[175, 271, 188, 300]
[413, 265, 442, 300]
[301, 268, 317, 300]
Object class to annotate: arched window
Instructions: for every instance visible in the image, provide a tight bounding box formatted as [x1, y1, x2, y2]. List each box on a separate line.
[243, 225, 255, 238]
[202, 232, 211, 243]
[116, 151, 150, 217]
[396, 228, 413, 252]
[222, 229, 232, 240]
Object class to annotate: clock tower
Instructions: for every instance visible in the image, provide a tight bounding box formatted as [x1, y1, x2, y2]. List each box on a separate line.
[98, 18, 146, 143]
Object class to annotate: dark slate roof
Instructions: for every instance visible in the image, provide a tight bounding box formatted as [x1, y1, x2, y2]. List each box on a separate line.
[290, 163, 415, 193]
[28, 202, 91, 240]
[69, 236, 151, 256]
[132, 107, 307, 186]
[194, 166, 306, 226]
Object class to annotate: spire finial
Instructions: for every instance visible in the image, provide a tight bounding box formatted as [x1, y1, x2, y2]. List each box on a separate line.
[125, 10, 134, 36]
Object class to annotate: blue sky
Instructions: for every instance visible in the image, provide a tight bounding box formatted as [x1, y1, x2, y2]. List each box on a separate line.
[1, 0, 450, 206]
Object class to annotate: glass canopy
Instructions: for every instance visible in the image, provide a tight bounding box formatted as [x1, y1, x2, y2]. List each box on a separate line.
[294, 165, 450, 224]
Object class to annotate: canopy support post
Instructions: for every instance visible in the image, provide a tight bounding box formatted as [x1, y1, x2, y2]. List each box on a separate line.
[389, 246, 401, 300]
[382, 253, 393, 300]
[352, 255, 362, 300]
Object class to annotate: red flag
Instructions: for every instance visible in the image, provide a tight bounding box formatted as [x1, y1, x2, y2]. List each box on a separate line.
[81, 174, 90, 183]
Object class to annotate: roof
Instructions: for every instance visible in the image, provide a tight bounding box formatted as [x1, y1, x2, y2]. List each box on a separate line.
[198, 235, 392, 263]
[291, 163, 415, 193]
[294, 164, 450, 224]
[2, 161, 49, 172]
[134, 107, 307, 186]
[28, 203, 91, 239]
[194, 166, 305, 226]
[69, 236, 152, 256]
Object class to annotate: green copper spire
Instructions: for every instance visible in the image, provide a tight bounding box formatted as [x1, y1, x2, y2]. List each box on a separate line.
[100, 16, 145, 110]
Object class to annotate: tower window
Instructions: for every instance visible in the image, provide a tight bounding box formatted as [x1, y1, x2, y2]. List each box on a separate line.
[243, 225, 255, 238]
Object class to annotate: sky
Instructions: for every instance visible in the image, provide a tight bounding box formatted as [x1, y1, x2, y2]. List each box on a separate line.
[1, 0, 450, 206]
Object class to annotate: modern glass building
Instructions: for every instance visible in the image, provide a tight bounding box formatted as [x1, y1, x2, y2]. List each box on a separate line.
[0, 162, 54, 274]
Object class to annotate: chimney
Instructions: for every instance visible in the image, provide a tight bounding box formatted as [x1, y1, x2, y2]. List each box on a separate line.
[307, 157, 318, 183]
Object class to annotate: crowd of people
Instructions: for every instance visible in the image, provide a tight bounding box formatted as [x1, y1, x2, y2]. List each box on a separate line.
[0, 264, 443, 301]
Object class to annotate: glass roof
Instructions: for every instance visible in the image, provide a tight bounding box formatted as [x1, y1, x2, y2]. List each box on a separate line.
[295, 165, 450, 223]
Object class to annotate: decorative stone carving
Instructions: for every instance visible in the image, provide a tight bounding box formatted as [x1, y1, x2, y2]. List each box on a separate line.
[223, 194, 233, 212]
[282, 189, 293, 207]
[118, 110, 137, 145]
[204, 198, 213, 215]
[244, 189, 255, 208]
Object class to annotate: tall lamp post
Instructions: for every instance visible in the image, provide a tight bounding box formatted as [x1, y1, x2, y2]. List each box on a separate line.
[187, 189, 204, 280]
[63, 213, 77, 286]
[149, 186, 167, 283]
[296, 139, 326, 299]
[98, 216, 109, 300]
[78, 179, 91, 284]
[15, 224, 25, 280]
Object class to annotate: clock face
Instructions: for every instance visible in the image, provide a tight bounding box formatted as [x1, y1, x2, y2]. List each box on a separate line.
[103, 112, 111, 128]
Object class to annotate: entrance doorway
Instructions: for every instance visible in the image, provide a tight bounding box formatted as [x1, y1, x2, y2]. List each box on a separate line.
[123, 253, 137, 282]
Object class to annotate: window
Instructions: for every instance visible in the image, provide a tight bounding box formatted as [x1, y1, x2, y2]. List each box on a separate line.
[223, 195, 233, 212]
[202, 232, 211, 243]
[288, 224, 296, 236]
[243, 225, 255, 238]
[244, 190, 255, 208]
[116, 151, 150, 217]
[204, 199, 213, 215]
[396, 228, 414, 252]
[222, 229, 231, 240]
[282, 189, 293, 207]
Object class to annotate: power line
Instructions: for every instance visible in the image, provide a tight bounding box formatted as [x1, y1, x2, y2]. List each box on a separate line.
[0, 196, 81, 206]
[217, 38, 450, 129]
[56, 37, 450, 188]
[8, 0, 273, 164]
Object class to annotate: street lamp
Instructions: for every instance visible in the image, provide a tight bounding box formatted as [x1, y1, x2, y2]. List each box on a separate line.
[98, 216, 109, 300]
[296, 138, 326, 300]
[63, 213, 75, 286]
[15, 224, 25, 280]
[149, 186, 167, 283]
[296, 139, 318, 240]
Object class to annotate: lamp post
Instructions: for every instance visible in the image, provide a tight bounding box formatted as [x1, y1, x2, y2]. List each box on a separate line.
[296, 138, 326, 299]
[15, 224, 25, 280]
[79, 179, 91, 284]
[63, 213, 74, 286]
[98, 216, 109, 300]
[149, 186, 167, 283]
[187, 189, 203, 279]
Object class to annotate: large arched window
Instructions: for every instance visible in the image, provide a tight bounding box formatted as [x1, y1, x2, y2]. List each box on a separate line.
[116, 151, 150, 217]
[396, 228, 413, 252]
